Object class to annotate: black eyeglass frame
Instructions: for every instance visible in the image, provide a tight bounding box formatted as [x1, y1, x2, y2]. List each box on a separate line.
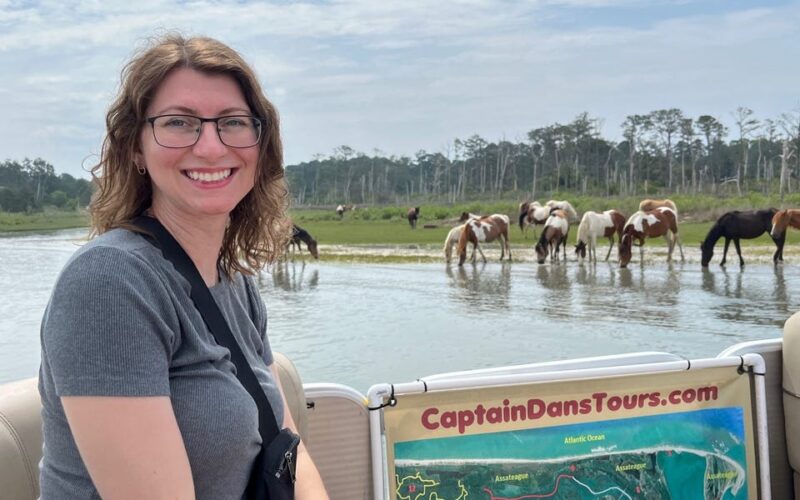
[145, 114, 267, 149]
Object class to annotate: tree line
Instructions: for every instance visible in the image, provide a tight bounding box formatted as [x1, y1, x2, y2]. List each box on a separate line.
[286, 106, 800, 206]
[0, 158, 92, 213]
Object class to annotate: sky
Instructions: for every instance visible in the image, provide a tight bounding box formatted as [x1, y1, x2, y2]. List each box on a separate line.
[1, 0, 799, 180]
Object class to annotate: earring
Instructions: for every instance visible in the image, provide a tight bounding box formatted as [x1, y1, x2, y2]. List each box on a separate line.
[135, 163, 146, 175]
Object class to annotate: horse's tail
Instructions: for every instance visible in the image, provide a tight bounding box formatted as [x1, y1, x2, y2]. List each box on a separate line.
[563, 201, 579, 222]
[518, 210, 528, 231]
[456, 224, 471, 265]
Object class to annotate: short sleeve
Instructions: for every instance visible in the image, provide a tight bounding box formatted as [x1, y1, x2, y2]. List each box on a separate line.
[43, 246, 178, 397]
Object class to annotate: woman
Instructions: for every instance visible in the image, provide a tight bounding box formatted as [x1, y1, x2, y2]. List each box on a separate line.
[38, 35, 328, 499]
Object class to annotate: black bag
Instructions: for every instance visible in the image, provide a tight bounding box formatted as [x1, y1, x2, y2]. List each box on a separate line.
[133, 216, 298, 500]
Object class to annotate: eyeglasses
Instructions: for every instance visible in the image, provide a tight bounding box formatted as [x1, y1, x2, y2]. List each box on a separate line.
[146, 114, 266, 148]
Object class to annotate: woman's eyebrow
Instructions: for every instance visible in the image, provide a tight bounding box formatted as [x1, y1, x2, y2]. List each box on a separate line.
[151, 106, 252, 116]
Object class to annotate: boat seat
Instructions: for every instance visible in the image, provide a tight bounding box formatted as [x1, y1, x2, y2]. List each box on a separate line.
[784, 312, 800, 493]
[0, 352, 308, 500]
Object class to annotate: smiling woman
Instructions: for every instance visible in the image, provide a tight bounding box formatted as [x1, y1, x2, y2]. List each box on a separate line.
[37, 35, 328, 500]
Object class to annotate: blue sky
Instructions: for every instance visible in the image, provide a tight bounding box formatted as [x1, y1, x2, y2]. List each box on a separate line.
[1, 0, 798, 179]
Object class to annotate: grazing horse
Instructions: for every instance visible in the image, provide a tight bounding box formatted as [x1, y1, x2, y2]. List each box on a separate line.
[456, 214, 512, 266]
[619, 207, 684, 268]
[288, 224, 319, 259]
[535, 210, 569, 264]
[575, 209, 626, 262]
[335, 204, 354, 219]
[701, 209, 783, 267]
[443, 224, 480, 263]
[639, 198, 678, 218]
[545, 199, 579, 222]
[771, 209, 800, 240]
[407, 207, 420, 229]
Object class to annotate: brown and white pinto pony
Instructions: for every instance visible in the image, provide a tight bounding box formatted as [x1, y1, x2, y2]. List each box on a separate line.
[639, 199, 678, 219]
[519, 201, 552, 234]
[535, 210, 569, 264]
[771, 209, 800, 240]
[457, 214, 511, 266]
[335, 204, 355, 219]
[619, 207, 684, 268]
[407, 207, 420, 229]
[574, 209, 626, 262]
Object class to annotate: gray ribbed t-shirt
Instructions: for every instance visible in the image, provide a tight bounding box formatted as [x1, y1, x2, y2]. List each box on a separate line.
[38, 228, 285, 500]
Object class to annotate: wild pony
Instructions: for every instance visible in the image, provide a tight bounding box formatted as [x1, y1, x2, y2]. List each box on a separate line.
[457, 214, 512, 266]
[701, 209, 783, 267]
[535, 210, 569, 264]
[545, 199, 579, 222]
[639, 199, 678, 218]
[518, 201, 552, 234]
[335, 204, 354, 219]
[574, 209, 626, 262]
[288, 224, 319, 259]
[444, 224, 480, 263]
[619, 207, 684, 268]
[407, 207, 420, 229]
[771, 209, 800, 241]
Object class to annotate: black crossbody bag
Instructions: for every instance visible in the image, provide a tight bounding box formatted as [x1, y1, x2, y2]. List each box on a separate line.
[133, 216, 299, 500]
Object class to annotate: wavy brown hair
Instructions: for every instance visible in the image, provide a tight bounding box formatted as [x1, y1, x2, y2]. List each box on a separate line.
[90, 34, 290, 276]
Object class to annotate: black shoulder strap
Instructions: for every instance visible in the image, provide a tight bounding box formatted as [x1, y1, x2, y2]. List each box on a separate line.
[132, 216, 281, 441]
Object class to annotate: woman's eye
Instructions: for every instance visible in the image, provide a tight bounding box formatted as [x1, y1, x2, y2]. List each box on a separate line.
[164, 118, 189, 127]
[221, 117, 247, 128]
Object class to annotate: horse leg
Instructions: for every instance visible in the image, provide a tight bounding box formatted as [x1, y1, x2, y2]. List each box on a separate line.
[676, 233, 685, 261]
[476, 243, 487, 263]
[605, 236, 614, 261]
[720, 238, 730, 266]
[774, 235, 785, 263]
[732, 238, 744, 266]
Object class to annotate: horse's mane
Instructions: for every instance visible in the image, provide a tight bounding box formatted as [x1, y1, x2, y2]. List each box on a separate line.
[456, 222, 472, 261]
[701, 218, 724, 250]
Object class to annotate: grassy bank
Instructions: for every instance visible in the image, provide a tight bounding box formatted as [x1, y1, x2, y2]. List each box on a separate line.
[293, 219, 798, 248]
[0, 211, 89, 232]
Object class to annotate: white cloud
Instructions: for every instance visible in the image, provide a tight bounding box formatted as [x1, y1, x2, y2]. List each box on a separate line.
[1, 0, 798, 178]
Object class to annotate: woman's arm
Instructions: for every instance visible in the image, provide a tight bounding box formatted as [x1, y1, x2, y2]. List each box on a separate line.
[270, 365, 329, 500]
[62, 396, 195, 500]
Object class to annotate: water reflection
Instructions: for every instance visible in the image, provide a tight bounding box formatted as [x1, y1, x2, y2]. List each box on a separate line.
[445, 262, 511, 310]
[265, 261, 319, 292]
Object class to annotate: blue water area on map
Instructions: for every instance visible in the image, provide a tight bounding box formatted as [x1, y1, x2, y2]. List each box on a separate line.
[395, 407, 746, 462]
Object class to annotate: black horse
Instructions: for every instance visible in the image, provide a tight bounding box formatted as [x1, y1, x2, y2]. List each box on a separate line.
[289, 224, 319, 259]
[407, 207, 420, 229]
[700, 209, 784, 267]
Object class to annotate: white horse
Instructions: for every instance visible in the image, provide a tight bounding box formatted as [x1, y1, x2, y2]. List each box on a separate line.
[545, 200, 579, 222]
[444, 224, 482, 263]
[575, 210, 626, 262]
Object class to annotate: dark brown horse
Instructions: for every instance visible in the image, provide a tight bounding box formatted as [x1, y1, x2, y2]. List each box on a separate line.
[619, 207, 684, 268]
[701, 209, 783, 267]
[288, 224, 319, 259]
[407, 207, 420, 229]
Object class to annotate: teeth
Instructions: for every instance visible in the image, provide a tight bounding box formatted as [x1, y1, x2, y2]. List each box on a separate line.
[186, 169, 232, 182]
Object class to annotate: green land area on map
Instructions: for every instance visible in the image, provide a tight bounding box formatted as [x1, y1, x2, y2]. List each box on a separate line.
[393, 409, 749, 499]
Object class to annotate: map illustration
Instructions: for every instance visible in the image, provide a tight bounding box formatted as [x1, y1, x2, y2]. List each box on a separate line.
[394, 408, 748, 499]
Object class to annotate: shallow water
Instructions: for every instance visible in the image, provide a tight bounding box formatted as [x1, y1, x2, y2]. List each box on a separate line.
[1, 228, 796, 393]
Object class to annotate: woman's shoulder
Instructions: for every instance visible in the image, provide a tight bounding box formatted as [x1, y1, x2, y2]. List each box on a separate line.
[60, 227, 173, 287]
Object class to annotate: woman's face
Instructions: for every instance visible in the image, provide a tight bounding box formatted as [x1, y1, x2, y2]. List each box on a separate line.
[138, 67, 259, 223]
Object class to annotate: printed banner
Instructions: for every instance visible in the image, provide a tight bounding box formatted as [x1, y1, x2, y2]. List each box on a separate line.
[383, 366, 757, 499]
